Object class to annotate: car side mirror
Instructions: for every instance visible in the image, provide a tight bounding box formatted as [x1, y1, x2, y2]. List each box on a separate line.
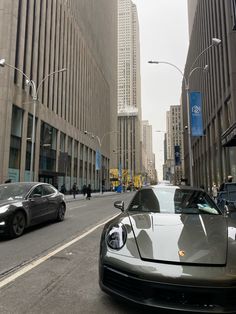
[114, 201, 124, 212]
[224, 202, 236, 213]
[224, 205, 229, 215]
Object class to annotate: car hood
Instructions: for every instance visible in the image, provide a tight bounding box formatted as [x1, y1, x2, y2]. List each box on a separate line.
[129, 212, 228, 265]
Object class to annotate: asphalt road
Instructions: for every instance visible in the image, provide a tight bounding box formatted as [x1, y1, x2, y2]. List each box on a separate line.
[1, 192, 162, 314]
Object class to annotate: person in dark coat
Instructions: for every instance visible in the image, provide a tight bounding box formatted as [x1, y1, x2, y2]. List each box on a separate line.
[60, 184, 66, 194]
[86, 184, 92, 200]
[82, 185, 87, 196]
[219, 175, 233, 191]
[72, 182, 77, 199]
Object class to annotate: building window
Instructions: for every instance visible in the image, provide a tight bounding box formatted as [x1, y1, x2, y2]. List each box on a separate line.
[74, 140, 78, 178]
[39, 122, 57, 172]
[9, 106, 23, 181]
[25, 114, 37, 171]
[67, 137, 72, 177]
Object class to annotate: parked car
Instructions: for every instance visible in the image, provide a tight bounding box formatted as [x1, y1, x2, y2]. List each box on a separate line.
[99, 185, 236, 313]
[0, 182, 66, 238]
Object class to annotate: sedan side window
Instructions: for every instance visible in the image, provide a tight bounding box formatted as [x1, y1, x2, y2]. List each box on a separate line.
[42, 185, 56, 196]
[30, 185, 43, 198]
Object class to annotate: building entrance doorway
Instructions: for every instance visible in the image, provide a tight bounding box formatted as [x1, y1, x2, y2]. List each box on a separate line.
[39, 174, 54, 185]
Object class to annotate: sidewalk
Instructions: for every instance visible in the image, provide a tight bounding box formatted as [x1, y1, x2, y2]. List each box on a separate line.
[64, 191, 117, 202]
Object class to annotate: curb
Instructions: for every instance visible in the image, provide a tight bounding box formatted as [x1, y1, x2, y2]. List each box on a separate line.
[64, 192, 117, 203]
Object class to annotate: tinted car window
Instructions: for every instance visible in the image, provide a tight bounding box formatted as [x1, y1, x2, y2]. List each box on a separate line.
[128, 189, 160, 212]
[128, 188, 221, 215]
[153, 188, 221, 215]
[29, 185, 43, 197]
[42, 185, 56, 196]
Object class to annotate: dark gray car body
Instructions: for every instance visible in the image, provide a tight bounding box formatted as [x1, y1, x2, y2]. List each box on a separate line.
[0, 182, 66, 237]
[99, 185, 236, 313]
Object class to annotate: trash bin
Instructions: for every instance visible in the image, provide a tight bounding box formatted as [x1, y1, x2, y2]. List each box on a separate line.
[117, 185, 122, 193]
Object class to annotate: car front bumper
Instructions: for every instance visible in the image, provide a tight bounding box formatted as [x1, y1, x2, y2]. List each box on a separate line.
[99, 253, 236, 313]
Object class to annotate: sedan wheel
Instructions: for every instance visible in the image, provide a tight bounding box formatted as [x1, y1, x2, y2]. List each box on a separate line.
[10, 211, 26, 238]
[57, 203, 66, 222]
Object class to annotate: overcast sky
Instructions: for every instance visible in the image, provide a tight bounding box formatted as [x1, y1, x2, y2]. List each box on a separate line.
[132, 0, 189, 180]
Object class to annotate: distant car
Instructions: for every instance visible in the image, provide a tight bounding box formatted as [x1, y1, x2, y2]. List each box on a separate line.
[99, 185, 236, 313]
[0, 182, 66, 238]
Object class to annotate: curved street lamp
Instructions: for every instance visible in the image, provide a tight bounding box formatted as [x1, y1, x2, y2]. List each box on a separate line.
[148, 38, 221, 186]
[0, 58, 67, 181]
[84, 130, 119, 194]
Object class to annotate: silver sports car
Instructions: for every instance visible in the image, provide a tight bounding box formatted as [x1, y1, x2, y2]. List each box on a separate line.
[99, 185, 236, 313]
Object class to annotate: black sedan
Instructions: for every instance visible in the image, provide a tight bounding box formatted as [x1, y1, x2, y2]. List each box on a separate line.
[0, 182, 66, 238]
[99, 185, 236, 313]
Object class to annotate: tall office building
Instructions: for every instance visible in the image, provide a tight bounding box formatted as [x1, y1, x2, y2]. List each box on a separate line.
[142, 120, 157, 184]
[164, 105, 184, 184]
[187, 0, 198, 38]
[0, 0, 117, 191]
[183, 1, 236, 189]
[117, 0, 142, 180]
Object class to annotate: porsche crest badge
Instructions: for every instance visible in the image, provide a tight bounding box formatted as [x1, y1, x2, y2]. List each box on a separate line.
[178, 250, 185, 257]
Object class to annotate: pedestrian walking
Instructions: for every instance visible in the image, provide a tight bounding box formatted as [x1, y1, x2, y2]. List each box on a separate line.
[60, 184, 66, 194]
[211, 183, 218, 202]
[86, 184, 92, 200]
[72, 182, 77, 199]
[82, 184, 87, 196]
[219, 175, 233, 191]
[228, 175, 233, 183]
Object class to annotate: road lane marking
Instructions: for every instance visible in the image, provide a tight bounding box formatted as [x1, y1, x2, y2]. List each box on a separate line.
[0, 214, 118, 289]
[68, 204, 86, 211]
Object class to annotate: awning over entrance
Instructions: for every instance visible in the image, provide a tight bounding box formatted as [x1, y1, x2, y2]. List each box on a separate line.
[221, 122, 236, 147]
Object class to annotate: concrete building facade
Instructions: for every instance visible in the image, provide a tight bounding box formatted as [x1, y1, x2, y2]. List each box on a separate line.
[0, 0, 117, 191]
[117, 0, 142, 180]
[141, 120, 157, 184]
[164, 105, 184, 184]
[183, 0, 236, 189]
[187, 0, 198, 38]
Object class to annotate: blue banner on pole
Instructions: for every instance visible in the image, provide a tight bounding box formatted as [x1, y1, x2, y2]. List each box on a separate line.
[96, 150, 101, 170]
[174, 145, 181, 166]
[190, 91, 203, 136]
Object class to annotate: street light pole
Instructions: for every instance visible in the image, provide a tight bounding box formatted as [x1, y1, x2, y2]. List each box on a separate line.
[0, 58, 66, 181]
[84, 130, 118, 194]
[148, 38, 221, 186]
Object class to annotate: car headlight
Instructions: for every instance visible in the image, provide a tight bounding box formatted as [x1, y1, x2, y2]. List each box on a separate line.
[106, 223, 127, 250]
[0, 205, 10, 214]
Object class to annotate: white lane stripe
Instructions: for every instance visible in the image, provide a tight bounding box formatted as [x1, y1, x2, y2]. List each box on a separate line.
[0, 214, 118, 289]
[68, 204, 86, 210]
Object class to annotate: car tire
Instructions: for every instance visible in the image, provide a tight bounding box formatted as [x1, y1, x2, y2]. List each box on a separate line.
[9, 211, 26, 238]
[56, 203, 66, 222]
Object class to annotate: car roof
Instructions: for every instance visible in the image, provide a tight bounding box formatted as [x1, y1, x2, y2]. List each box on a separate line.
[142, 184, 203, 192]
[0, 182, 49, 188]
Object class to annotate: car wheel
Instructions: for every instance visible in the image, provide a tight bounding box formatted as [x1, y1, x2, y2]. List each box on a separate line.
[56, 203, 66, 222]
[10, 211, 26, 238]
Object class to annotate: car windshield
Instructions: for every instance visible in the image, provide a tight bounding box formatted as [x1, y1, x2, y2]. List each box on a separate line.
[0, 184, 30, 201]
[128, 187, 221, 215]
